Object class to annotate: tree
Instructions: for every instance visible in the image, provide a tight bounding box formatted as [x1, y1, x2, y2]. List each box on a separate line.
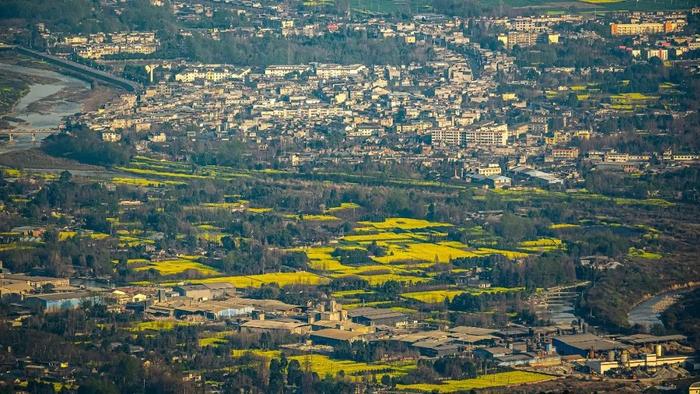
[269, 358, 285, 394]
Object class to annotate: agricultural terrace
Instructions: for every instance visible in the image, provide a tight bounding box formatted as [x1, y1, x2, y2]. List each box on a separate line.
[396, 371, 554, 393]
[286, 217, 579, 287]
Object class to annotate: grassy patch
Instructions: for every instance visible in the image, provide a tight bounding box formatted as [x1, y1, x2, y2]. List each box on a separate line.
[326, 202, 361, 212]
[129, 320, 191, 332]
[628, 247, 662, 260]
[112, 177, 185, 187]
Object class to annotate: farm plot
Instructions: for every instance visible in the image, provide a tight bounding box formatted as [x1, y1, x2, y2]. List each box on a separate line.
[132, 257, 221, 276]
[401, 287, 525, 303]
[396, 371, 554, 392]
[230, 351, 417, 380]
[190, 271, 329, 288]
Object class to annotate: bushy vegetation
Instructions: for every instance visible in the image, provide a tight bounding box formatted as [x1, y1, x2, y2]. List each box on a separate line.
[42, 128, 132, 167]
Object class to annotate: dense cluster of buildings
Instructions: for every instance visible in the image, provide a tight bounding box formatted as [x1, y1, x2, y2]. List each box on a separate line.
[1, 270, 696, 379]
[41, 8, 694, 193]
[60, 32, 159, 59]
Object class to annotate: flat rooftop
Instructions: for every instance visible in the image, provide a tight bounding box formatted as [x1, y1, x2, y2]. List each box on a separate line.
[554, 333, 629, 352]
[618, 333, 687, 345]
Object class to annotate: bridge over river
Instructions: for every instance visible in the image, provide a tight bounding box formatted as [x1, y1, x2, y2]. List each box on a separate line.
[1, 44, 141, 92]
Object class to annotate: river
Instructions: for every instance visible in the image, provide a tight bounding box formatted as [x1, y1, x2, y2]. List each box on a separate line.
[627, 286, 698, 329]
[0, 62, 91, 153]
[532, 282, 590, 328]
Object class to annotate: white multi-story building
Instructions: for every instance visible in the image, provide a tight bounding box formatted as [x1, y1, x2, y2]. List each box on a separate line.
[264, 65, 313, 77]
[315, 64, 368, 79]
[175, 66, 251, 82]
[432, 123, 508, 147]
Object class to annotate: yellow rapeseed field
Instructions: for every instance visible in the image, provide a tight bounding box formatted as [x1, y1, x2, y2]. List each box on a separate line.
[400, 290, 465, 303]
[372, 242, 479, 264]
[401, 287, 524, 303]
[397, 371, 554, 392]
[301, 214, 341, 221]
[342, 232, 421, 243]
[194, 271, 329, 288]
[287, 354, 416, 379]
[326, 202, 360, 212]
[549, 223, 581, 229]
[519, 238, 564, 252]
[133, 258, 220, 276]
[229, 351, 416, 380]
[129, 320, 191, 332]
[58, 231, 77, 241]
[357, 218, 453, 230]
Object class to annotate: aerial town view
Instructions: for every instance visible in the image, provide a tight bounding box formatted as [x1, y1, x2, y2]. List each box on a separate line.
[0, 0, 699, 392]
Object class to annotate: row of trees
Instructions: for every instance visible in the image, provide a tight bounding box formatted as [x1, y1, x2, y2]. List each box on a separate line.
[172, 30, 434, 66]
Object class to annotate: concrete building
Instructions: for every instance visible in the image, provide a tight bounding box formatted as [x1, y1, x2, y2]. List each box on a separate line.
[348, 307, 409, 327]
[610, 22, 678, 36]
[240, 319, 310, 335]
[432, 123, 508, 148]
[265, 65, 312, 77]
[173, 283, 235, 301]
[553, 334, 628, 357]
[24, 291, 105, 313]
[315, 64, 367, 79]
[310, 328, 366, 346]
[173, 301, 254, 320]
